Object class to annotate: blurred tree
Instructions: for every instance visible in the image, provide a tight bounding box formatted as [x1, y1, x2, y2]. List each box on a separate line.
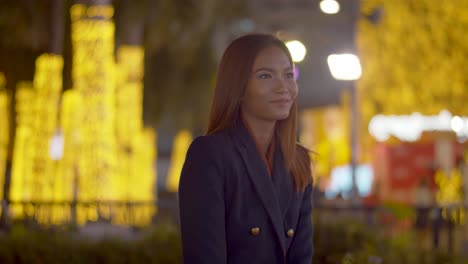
[0, 0, 65, 160]
[113, 0, 247, 131]
[357, 0, 468, 131]
[115, 0, 247, 131]
[0, 0, 247, 157]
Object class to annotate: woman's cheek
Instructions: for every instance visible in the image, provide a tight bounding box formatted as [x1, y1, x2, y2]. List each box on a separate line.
[291, 84, 298, 98]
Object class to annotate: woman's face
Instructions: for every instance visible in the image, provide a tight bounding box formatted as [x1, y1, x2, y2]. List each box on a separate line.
[241, 45, 298, 123]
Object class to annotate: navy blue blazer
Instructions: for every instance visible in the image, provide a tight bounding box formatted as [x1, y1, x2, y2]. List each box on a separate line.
[178, 122, 313, 264]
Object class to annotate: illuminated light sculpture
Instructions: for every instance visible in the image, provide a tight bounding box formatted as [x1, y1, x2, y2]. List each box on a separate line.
[112, 60, 126, 205]
[115, 46, 144, 203]
[166, 130, 192, 192]
[59, 89, 84, 224]
[0, 73, 8, 203]
[115, 46, 144, 144]
[71, 3, 117, 223]
[29, 54, 64, 224]
[8, 3, 156, 226]
[124, 128, 157, 226]
[10, 82, 35, 219]
[113, 46, 156, 226]
[112, 128, 157, 226]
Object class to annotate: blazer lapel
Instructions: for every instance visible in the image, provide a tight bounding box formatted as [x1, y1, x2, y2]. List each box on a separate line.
[272, 145, 294, 219]
[231, 124, 287, 255]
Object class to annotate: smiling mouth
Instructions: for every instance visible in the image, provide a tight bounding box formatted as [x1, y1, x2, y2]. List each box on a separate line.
[270, 99, 291, 104]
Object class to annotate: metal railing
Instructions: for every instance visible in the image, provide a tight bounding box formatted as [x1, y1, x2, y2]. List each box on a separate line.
[0, 196, 180, 228]
[315, 202, 468, 254]
[2, 196, 467, 254]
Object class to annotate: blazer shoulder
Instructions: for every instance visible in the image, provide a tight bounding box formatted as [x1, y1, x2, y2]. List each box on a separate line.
[189, 133, 226, 152]
[186, 133, 229, 166]
[180, 134, 228, 192]
[191, 130, 232, 150]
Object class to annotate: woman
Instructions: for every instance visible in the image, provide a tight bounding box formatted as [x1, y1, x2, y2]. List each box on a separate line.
[178, 33, 314, 264]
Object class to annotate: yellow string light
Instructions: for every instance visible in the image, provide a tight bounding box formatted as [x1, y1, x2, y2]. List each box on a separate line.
[28, 54, 64, 224]
[0, 73, 8, 204]
[10, 82, 35, 219]
[133, 128, 157, 226]
[53, 89, 85, 225]
[299, 105, 350, 180]
[9, 3, 157, 226]
[71, 4, 117, 224]
[435, 169, 465, 224]
[112, 46, 156, 226]
[166, 130, 192, 192]
[114, 46, 144, 205]
[358, 0, 468, 139]
[59, 89, 83, 202]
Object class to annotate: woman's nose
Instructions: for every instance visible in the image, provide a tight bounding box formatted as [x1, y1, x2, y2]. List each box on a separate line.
[274, 78, 289, 93]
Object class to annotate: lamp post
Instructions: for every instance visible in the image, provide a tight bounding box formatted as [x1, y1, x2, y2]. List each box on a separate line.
[327, 53, 362, 203]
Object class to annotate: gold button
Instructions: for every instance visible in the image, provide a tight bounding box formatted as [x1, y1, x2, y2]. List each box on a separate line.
[286, 229, 294, 238]
[250, 227, 260, 236]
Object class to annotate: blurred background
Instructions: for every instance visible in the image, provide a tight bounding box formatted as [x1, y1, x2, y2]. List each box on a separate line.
[0, 0, 467, 263]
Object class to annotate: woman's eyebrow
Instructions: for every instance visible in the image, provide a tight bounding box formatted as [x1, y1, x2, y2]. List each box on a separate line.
[253, 67, 274, 73]
[253, 66, 293, 73]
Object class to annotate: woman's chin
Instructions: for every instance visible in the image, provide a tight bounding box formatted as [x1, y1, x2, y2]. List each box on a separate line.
[272, 111, 290, 121]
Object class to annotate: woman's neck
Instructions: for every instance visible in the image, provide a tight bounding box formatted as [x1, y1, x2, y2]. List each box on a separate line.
[241, 114, 276, 155]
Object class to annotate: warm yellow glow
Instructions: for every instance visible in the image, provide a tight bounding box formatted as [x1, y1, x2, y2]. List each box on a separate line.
[10, 82, 34, 218]
[122, 128, 157, 226]
[358, 0, 467, 133]
[166, 130, 192, 192]
[8, 4, 157, 226]
[320, 0, 340, 14]
[71, 4, 117, 224]
[300, 105, 350, 182]
[70, 4, 87, 21]
[59, 89, 83, 202]
[435, 169, 464, 224]
[112, 45, 156, 226]
[86, 5, 114, 19]
[435, 169, 463, 206]
[0, 73, 8, 202]
[23, 54, 65, 224]
[327, 53, 362, 81]
[285, 40, 307, 63]
[441, 207, 465, 225]
[115, 46, 144, 146]
[31, 54, 64, 206]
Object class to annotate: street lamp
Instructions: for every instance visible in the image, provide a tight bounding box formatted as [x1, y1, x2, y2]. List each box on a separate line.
[320, 0, 340, 14]
[286, 40, 307, 80]
[327, 53, 362, 203]
[285, 40, 307, 63]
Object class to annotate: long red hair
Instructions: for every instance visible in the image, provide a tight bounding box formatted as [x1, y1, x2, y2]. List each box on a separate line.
[206, 33, 312, 191]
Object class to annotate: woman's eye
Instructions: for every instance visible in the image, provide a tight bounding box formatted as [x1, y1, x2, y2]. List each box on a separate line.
[258, 73, 271, 79]
[286, 72, 294, 79]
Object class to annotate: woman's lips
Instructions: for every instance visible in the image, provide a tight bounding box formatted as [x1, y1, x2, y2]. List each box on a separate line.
[270, 98, 291, 104]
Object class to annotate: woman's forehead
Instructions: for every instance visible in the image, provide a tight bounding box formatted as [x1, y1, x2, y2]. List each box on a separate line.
[252, 46, 291, 70]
